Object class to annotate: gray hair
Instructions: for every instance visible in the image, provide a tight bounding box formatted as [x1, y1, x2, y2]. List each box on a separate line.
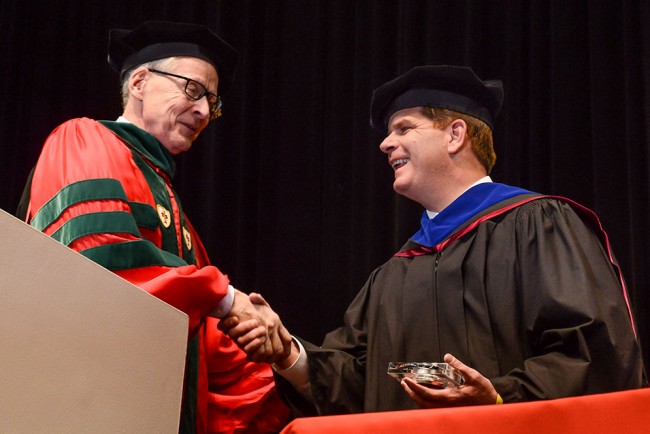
[119, 57, 179, 108]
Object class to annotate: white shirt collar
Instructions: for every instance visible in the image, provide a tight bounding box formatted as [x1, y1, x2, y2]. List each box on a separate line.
[426, 176, 493, 219]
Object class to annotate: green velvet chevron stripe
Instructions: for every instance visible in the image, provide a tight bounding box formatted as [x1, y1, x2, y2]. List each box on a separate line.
[80, 239, 187, 270]
[31, 179, 128, 231]
[50, 211, 141, 246]
[128, 202, 159, 231]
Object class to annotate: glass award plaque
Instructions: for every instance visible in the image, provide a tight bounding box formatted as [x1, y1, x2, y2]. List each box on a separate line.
[387, 362, 464, 388]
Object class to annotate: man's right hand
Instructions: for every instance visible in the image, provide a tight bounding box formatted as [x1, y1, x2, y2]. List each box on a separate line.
[215, 290, 292, 363]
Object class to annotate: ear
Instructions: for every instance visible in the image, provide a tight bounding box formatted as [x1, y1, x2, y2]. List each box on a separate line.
[447, 119, 467, 154]
[128, 67, 149, 100]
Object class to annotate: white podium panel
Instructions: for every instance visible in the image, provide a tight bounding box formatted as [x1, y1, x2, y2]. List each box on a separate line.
[0, 209, 189, 433]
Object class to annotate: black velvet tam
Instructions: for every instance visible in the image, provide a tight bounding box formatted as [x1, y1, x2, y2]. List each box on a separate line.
[370, 65, 503, 132]
[107, 21, 239, 94]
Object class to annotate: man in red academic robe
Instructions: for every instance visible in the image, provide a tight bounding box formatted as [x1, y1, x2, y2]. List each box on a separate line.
[24, 21, 291, 434]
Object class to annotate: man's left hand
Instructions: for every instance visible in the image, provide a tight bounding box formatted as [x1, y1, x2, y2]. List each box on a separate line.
[401, 353, 498, 408]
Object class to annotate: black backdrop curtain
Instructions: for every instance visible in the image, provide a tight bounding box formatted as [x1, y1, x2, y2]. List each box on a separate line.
[2, 1, 649, 365]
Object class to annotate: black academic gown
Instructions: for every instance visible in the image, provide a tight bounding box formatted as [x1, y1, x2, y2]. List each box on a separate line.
[276, 193, 645, 415]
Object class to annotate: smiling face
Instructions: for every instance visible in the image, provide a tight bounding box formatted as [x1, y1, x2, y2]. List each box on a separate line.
[379, 107, 455, 210]
[127, 57, 219, 155]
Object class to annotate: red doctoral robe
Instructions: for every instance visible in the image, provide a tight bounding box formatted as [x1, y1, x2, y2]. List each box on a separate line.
[27, 117, 290, 434]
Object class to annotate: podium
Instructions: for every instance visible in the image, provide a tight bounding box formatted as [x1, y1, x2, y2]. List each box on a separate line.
[280, 385, 650, 434]
[0, 209, 189, 433]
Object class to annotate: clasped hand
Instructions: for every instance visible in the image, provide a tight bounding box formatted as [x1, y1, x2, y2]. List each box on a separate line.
[217, 291, 292, 364]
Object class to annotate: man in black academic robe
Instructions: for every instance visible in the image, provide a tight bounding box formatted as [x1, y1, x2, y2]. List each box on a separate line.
[222, 65, 645, 415]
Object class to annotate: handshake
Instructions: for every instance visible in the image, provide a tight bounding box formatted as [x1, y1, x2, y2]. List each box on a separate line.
[213, 290, 295, 365]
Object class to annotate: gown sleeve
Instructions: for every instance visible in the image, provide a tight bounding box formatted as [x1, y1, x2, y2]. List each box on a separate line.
[28, 118, 228, 337]
[490, 199, 643, 401]
[274, 273, 376, 416]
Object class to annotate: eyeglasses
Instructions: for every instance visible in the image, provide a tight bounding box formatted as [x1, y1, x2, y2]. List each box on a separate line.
[149, 69, 223, 121]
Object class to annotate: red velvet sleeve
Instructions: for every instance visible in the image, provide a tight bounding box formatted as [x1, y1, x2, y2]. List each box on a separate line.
[29, 118, 228, 336]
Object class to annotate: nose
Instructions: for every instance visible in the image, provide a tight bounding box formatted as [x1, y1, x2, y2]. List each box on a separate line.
[379, 133, 397, 154]
[193, 96, 211, 121]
